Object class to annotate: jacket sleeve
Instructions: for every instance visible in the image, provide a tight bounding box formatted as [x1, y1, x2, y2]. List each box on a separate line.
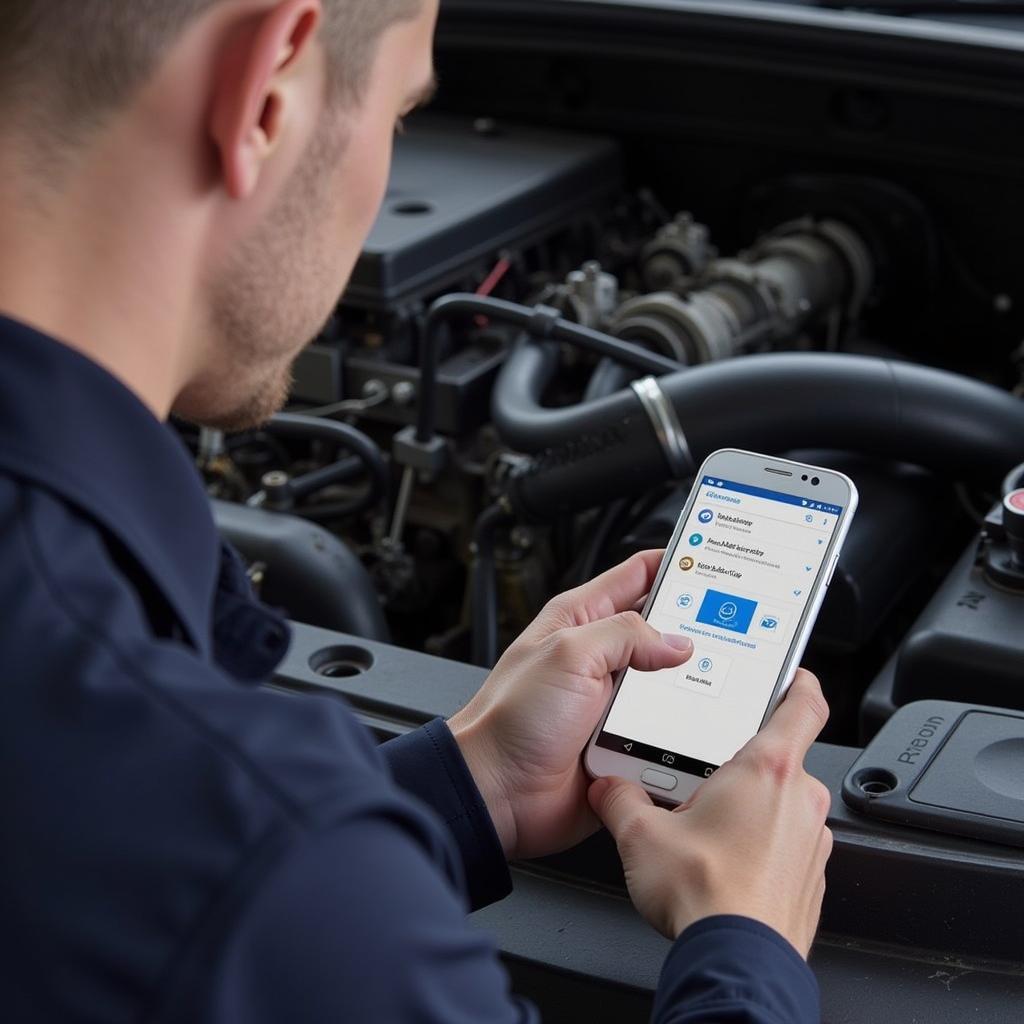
[652, 915, 821, 1024]
[179, 813, 538, 1024]
[382, 718, 513, 910]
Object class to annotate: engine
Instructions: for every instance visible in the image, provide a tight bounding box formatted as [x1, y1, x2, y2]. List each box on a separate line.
[182, 115, 1024, 748]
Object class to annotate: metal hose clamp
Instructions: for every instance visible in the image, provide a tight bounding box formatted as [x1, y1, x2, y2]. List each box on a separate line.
[631, 376, 694, 478]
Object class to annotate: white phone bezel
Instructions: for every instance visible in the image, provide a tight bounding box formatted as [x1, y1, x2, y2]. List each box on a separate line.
[583, 448, 859, 805]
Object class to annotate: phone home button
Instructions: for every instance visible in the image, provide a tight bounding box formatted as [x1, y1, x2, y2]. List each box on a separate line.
[641, 768, 679, 792]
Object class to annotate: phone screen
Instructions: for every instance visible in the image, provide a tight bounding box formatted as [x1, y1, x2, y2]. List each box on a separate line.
[596, 473, 844, 777]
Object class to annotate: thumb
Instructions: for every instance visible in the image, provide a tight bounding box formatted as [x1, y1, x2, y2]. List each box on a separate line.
[560, 611, 693, 678]
[588, 776, 655, 841]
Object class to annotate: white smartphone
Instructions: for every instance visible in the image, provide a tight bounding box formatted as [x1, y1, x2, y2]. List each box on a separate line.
[585, 448, 858, 804]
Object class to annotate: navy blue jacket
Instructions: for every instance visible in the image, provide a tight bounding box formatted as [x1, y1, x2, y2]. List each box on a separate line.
[0, 315, 820, 1023]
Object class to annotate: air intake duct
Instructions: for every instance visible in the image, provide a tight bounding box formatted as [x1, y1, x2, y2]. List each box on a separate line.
[500, 352, 1024, 521]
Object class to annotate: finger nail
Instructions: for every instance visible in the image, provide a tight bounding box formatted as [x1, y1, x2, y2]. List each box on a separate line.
[661, 633, 693, 652]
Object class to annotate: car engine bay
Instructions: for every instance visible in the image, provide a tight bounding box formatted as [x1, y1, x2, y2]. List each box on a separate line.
[178, 2, 1024, 1020]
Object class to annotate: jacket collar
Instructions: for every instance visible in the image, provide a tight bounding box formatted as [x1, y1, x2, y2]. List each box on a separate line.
[0, 315, 220, 656]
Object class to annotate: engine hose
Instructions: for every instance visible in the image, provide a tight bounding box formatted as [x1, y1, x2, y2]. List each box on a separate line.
[289, 457, 365, 503]
[583, 359, 638, 402]
[415, 294, 681, 443]
[470, 504, 513, 668]
[492, 339, 646, 453]
[265, 413, 390, 515]
[576, 498, 630, 585]
[496, 349, 1024, 521]
[213, 500, 390, 642]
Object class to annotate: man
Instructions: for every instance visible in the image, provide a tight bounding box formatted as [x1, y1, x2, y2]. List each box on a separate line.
[0, 2, 832, 1021]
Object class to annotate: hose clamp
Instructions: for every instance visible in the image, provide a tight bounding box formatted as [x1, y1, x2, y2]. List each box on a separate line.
[631, 376, 694, 479]
[526, 303, 563, 340]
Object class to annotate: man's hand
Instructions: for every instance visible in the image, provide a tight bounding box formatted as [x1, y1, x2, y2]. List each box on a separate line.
[589, 670, 833, 958]
[448, 551, 693, 861]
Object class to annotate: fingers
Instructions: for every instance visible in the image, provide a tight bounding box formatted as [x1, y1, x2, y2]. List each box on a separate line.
[588, 776, 655, 841]
[757, 670, 830, 761]
[549, 550, 665, 626]
[547, 610, 693, 678]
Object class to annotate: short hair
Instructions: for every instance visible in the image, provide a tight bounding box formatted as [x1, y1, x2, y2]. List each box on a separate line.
[0, 1, 421, 139]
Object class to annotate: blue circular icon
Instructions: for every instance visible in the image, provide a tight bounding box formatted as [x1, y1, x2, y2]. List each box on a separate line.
[688, 533, 704, 547]
[676, 593, 694, 609]
[697, 508, 714, 525]
[719, 601, 738, 621]
[698, 657, 714, 673]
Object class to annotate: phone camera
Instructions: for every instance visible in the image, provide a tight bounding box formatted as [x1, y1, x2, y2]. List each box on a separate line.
[812, 476, 820, 486]
[801, 474, 808, 481]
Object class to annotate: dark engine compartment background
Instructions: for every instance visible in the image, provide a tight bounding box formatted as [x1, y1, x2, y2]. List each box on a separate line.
[436, 0, 1024, 381]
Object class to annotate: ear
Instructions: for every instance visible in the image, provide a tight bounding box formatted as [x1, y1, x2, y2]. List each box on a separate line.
[209, 0, 323, 199]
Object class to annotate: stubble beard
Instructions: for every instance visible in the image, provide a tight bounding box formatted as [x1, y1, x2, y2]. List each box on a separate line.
[178, 119, 349, 433]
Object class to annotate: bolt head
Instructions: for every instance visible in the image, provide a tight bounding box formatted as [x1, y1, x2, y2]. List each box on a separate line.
[262, 471, 290, 489]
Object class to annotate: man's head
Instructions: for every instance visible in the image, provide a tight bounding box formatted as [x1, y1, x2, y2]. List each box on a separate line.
[0, 1, 439, 428]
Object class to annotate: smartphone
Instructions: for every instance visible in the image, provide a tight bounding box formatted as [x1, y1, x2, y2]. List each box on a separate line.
[585, 448, 858, 804]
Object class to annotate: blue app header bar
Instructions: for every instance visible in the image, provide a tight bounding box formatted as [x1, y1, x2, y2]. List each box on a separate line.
[702, 476, 843, 517]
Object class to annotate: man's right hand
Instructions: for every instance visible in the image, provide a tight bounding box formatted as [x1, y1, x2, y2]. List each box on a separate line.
[588, 670, 833, 959]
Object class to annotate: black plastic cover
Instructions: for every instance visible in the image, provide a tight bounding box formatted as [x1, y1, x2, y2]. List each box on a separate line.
[345, 117, 621, 309]
[844, 699, 1024, 847]
[893, 541, 1024, 711]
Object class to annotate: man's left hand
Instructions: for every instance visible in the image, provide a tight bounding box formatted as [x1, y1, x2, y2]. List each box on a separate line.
[448, 551, 693, 861]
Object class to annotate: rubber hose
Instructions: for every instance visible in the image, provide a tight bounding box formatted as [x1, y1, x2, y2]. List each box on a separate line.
[583, 359, 637, 402]
[470, 504, 513, 668]
[576, 498, 629, 585]
[213, 500, 390, 642]
[416, 294, 681, 443]
[289, 457, 364, 503]
[492, 340, 645, 453]
[266, 413, 390, 514]
[498, 350, 1024, 520]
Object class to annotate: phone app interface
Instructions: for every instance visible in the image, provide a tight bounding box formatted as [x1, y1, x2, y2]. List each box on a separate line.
[597, 474, 843, 776]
